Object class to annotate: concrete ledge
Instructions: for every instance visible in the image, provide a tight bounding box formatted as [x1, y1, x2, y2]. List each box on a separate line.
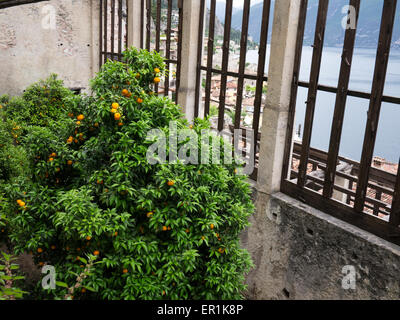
[242, 190, 400, 300]
[272, 192, 400, 255]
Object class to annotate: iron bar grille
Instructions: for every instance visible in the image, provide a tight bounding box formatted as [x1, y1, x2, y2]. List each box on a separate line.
[141, 0, 183, 103]
[281, 0, 400, 245]
[99, 0, 128, 66]
[194, 0, 272, 181]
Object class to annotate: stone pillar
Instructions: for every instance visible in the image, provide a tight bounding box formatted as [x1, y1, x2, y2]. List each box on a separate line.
[91, 0, 101, 77]
[241, 0, 303, 299]
[127, 0, 143, 48]
[256, 0, 302, 196]
[176, 0, 203, 122]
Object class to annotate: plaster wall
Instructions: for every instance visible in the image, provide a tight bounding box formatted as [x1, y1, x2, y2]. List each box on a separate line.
[0, 0, 100, 96]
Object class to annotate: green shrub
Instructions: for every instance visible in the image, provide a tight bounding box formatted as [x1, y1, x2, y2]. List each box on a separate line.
[0, 119, 12, 151]
[4, 74, 74, 127]
[0, 94, 9, 105]
[0, 117, 30, 181]
[0, 193, 8, 243]
[1, 48, 254, 300]
[0, 145, 31, 182]
[0, 251, 26, 300]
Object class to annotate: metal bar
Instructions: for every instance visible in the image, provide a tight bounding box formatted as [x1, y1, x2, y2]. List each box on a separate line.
[347, 180, 354, 205]
[292, 157, 393, 196]
[323, 0, 360, 198]
[146, 0, 151, 51]
[297, 81, 400, 105]
[125, 0, 128, 50]
[118, 0, 123, 58]
[251, 0, 271, 157]
[292, 141, 397, 187]
[104, 0, 108, 64]
[354, 0, 397, 212]
[290, 170, 391, 215]
[367, 180, 394, 196]
[156, 0, 161, 52]
[364, 202, 390, 216]
[111, 0, 115, 60]
[155, 0, 161, 94]
[100, 51, 124, 56]
[390, 158, 400, 226]
[165, 0, 173, 98]
[194, 0, 206, 118]
[297, 0, 329, 188]
[0, 0, 49, 9]
[373, 190, 382, 216]
[241, 128, 248, 158]
[281, 180, 400, 246]
[175, 0, 183, 103]
[99, 0, 103, 68]
[234, 0, 251, 130]
[217, 0, 233, 132]
[204, 0, 216, 117]
[200, 66, 268, 81]
[141, 0, 145, 48]
[281, 0, 308, 182]
[298, 173, 391, 212]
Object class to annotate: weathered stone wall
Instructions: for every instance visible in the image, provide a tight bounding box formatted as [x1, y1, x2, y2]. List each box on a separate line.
[242, 191, 400, 300]
[0, 0, 100, 96]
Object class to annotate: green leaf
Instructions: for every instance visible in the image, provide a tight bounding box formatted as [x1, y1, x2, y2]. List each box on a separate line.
[78, 257, 88, 265]
[56, 281, 69, 288]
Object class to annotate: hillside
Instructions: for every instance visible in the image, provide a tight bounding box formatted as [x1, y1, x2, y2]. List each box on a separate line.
[204, 5, 257, 49]
[208, 0, 241, 23]
[229, 0, 400, 48]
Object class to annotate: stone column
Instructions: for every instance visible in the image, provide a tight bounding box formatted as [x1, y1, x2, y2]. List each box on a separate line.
[176, 0, 203, 122]
[241, 0, 303, 299]
[127, 0, 143, 48]
[256, 0, 302, 196]
[91, 0, 101, 77]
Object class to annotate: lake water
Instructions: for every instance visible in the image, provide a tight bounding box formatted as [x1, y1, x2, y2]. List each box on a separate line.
[246, 46, 400, 163]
